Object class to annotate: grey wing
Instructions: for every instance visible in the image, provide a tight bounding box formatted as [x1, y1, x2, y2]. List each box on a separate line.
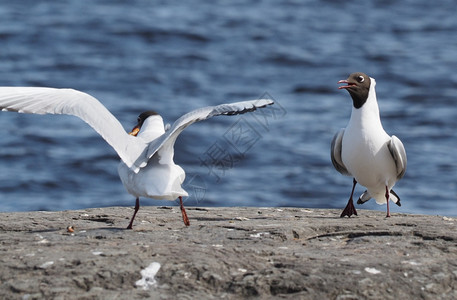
[0, 87, 146, 170]
[387, 135, 407, 180]
[135, 99, 274, 167]
[331, 128, 351, 176]
[357, 190, 372, 204]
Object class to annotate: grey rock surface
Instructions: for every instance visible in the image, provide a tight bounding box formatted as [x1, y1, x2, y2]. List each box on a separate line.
[0, 206, 456, 299]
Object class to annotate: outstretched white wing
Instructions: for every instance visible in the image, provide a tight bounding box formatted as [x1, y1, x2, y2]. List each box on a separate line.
[0, 87, 146, 170]
[136, 99, 274, 168]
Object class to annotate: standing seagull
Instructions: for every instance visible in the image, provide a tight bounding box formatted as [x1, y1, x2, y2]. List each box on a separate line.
[331, 72, 407, 218]
[0, 87, 274, 228]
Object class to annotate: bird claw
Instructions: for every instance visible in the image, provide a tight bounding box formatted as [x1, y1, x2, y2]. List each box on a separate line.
[340, 199, 358, 218]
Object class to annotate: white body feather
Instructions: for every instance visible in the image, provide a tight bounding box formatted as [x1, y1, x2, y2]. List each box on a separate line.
[341, 78, 398, 204]
[117, 115, 188, 200]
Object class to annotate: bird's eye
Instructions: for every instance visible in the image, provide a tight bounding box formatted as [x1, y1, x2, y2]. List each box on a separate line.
[358, 76, 365, 83]
[137, 117, 141, 122]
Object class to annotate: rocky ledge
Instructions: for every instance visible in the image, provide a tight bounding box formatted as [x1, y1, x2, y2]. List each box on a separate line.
[0, 206, 456, 299]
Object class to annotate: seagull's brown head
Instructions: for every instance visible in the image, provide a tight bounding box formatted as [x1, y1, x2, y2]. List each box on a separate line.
[129, 111, 159, 136]
[338, 72, 371, 109]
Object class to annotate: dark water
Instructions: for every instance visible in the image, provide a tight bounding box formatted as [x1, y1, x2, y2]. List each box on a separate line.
[0, 1, 456, 216]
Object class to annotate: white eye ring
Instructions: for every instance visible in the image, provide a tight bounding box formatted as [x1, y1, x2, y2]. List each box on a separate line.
[358, 76, 365, 82]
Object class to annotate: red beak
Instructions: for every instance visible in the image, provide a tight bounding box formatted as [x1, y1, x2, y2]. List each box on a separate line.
[337, 79, 355, 90]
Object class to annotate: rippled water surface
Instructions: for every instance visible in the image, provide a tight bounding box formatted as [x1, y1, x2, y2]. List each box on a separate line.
[0, 0, 456, 216]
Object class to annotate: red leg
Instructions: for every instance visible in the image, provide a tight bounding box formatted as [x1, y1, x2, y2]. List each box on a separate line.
[126, 198, 140, 229]
[385, 186, 391, 218]
[179, 196, 190, 226]
[341, 178, 358, 218]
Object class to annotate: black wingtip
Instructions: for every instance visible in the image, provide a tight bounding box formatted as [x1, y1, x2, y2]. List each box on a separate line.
[390, 189, 401, 206]
[222, 100, 273, 116]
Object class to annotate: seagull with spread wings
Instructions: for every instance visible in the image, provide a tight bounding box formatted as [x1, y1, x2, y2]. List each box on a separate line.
[0, 87, 274, 228]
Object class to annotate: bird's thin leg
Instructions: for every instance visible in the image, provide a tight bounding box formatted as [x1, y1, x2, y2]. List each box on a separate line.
[179, 196, 190, 226]
[126, 197, 140, 229]
[385, 186, 391, 218]
[341, 178, 358, 218]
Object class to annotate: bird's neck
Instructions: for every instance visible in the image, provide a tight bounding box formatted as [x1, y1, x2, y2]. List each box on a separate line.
[137, 117, 165, 142]
[348, 84, 383, 131]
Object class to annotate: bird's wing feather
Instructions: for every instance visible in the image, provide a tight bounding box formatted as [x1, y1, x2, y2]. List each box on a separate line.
[357, 190, 372, 204]
[0, 87, 146, 170]
[136, 99, 274, 168]
[330, 128, 351, 176]
[387, 135, 407, 180]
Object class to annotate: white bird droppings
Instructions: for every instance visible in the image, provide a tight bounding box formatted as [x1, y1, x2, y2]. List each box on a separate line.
[136, 262, 161, 290]
[39, 261, 54, 269]
[402, 260, 421, 266]
[250, 232, 270, 238]
[364, 267, 381, 274]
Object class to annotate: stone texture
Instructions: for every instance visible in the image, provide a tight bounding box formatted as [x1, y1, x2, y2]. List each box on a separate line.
[0, 206, 456, 299]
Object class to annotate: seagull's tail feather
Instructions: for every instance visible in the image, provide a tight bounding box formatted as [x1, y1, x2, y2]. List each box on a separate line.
[360, 189, 401, 207]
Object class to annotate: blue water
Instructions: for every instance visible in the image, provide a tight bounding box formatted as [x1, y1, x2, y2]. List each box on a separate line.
[0, 1, 456, 216]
